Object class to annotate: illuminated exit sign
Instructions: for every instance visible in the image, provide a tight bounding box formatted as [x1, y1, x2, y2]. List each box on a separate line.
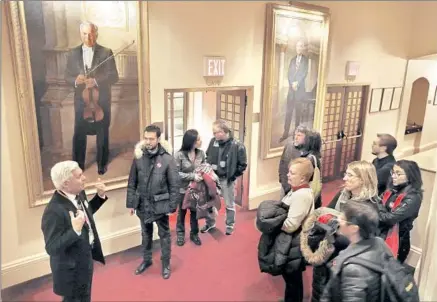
[203, 56, 226, 77]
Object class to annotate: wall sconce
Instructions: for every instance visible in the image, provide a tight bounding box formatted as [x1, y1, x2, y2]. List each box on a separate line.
[203, 56, 225, 86]
[345, 61, 360, 82]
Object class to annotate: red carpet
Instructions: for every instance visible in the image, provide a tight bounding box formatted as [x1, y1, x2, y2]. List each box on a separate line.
[2, 182, 340, 301]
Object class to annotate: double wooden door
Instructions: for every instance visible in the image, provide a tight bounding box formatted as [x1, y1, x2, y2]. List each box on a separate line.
[216, 90, 247, 207]
[321, 85, 368, 181]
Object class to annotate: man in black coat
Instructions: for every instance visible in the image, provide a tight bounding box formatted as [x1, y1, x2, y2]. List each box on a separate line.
[65, 21, 119, 175]
[41, 160, 108, 302]
[126, 125, 180, 279]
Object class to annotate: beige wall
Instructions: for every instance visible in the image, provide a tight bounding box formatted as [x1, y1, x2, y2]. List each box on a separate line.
[2, 1, 437, 289]
[396, 59, 437, 156]
[147, 1, 413, 208]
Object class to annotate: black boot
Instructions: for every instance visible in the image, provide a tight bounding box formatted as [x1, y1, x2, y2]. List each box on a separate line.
[190, 233, 202, 245]
[162, 260, 171, 279]
[134, 260, 152, 275]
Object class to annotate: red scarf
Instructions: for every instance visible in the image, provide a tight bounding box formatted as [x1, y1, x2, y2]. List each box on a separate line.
[381, 190, 406, 259]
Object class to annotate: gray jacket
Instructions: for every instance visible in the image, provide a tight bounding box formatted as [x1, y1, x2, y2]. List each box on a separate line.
[174, 149, 206, 194]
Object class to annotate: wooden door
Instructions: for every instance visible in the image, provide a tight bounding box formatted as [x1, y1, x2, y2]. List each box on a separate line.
[216, 90, 247, 207]
[321, 85, 367, 181]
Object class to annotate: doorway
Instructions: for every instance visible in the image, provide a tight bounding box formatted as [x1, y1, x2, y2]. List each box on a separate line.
[404, 77, 429, 155]
[321, 85, 369, 182]
[164, 87, 250, 208]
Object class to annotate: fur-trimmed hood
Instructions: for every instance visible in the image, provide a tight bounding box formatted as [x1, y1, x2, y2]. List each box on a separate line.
[300, 207, 343, 266]
[134, 139, 173, 159]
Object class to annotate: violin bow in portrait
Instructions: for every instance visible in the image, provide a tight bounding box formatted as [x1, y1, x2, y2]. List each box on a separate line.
[86, 40, 135, 75]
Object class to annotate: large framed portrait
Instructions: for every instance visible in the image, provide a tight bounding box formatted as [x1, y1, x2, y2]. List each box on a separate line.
[4, 1, 150, 207]
[260, 2, 330, 159]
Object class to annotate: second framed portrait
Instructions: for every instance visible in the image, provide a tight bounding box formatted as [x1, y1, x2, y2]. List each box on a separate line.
[260, 2, 330, 159]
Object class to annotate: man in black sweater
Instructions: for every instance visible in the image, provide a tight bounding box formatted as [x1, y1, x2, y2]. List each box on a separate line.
[371, 133, 398, 195]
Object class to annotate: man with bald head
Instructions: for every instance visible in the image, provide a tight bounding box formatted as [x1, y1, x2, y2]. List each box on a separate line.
[280, 39, 309, 143]
[65, 21, 119, 175]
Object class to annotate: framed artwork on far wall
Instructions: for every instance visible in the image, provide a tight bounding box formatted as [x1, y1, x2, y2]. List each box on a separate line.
[380, 88, 393, 111]
[260, 2, 330, 159]
[4, 1, 151, 207]
[369, 88, 383, 113]
[390, 87, 403, 110]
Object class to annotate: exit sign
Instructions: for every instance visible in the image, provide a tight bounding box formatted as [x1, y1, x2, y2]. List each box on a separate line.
[204, 56, 226, 77]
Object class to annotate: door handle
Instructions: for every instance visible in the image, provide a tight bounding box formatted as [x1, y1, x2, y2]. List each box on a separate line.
[345, 129, 362, 139]
[323, 137, 342, 144]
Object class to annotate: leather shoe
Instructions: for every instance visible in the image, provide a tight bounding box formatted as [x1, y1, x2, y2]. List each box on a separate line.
[162, 263, 171, 279]
[134, 260, 152, 275]
[190, 234, 202, 245]
[98, 166, 107, 175]
[176, 235, 185, 246]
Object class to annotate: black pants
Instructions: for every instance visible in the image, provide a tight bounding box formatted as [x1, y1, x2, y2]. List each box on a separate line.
[282, 93, 305, 138]
[62, 294, 91, 302]
[398, 230, 410, 263]
[176, 193, 199, 236]
[282, 270, 303, 302]
[137, 212, 171, 263]
[73, 119, 109, 171]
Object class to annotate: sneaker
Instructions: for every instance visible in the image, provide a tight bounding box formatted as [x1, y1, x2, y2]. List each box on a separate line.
[225, 226, 234, 235]
[200, 224, 216, 233]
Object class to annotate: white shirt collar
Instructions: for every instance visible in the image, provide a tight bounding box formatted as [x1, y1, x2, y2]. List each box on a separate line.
[82, 44, 94, 51]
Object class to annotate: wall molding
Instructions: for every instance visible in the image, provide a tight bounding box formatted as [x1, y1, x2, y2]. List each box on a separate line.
[248, 185, 281, 210]
[1, 225, 159, 289]
[406, 245, 422, 268]
[398, 141, 437, 158]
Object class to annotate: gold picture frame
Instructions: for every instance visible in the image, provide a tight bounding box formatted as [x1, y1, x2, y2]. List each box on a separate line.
[4, 1, 151, 207]
[260, 2, 330, 159]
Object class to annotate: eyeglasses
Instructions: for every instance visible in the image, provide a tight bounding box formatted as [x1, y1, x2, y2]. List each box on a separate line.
[390, 171, 405, 177]
[343, 172, 357, 178]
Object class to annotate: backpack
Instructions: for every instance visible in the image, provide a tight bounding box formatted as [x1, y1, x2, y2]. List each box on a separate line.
[308, 154, 322, 200]
[345, 254, 420, 302]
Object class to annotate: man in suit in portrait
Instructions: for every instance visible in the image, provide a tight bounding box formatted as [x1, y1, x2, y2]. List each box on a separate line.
[41, 160, 108, 302]
[65, 21, 119, 175]
[280, 39, 309, 143]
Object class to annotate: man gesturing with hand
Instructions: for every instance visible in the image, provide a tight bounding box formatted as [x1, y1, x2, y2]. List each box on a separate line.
[41, 161, 108, 302]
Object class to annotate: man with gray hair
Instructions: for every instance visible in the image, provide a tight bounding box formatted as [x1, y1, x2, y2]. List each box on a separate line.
[41, 160, 108, 302]
[201, 119, 247, 235]
[65, 21, 119, 175]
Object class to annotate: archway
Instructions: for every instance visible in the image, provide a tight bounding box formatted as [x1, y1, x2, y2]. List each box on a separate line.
[404, 77, 429, 155]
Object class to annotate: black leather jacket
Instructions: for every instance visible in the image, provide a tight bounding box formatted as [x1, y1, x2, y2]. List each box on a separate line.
[321, 237, 391, 302]
[378, 184, 422, 236]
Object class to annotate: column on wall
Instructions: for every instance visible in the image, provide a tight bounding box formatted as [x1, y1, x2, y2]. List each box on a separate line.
[416, 150, 437, 300]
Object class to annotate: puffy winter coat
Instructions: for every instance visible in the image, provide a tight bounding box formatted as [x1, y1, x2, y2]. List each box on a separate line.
[256, 200, 304, 276]
[300, 207, 350, 302]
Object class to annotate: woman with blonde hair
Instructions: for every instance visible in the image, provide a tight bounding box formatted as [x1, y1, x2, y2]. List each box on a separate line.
[327, 160, 379, 211]
[310, 160, 379, 301]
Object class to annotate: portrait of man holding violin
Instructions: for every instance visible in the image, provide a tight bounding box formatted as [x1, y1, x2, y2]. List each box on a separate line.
[65, 21, 120, 175]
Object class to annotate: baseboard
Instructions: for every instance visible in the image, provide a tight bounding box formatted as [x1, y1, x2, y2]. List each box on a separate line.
[1, 225, 159, 289]
[248, 185, 281, 210]
[405, 245, 422, 268]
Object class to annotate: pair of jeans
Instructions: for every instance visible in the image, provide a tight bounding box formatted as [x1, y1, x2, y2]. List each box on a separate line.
[176, 193, 199, 236]
[206, 178, 235, 229]
[136, 212, 171, 262]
